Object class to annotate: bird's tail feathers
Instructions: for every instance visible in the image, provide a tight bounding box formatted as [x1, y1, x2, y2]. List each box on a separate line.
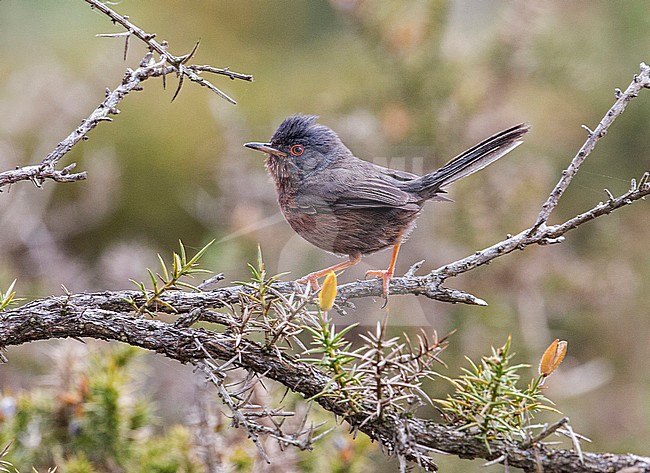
[406, 123, 529, 200]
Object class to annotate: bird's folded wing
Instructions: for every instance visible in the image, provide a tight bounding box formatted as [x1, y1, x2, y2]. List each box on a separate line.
[292, 178, 419, 213]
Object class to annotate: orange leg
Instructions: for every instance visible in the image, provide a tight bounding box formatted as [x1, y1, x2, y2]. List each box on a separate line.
[297, 253, 362, 291]
[365, 243, 401, 299]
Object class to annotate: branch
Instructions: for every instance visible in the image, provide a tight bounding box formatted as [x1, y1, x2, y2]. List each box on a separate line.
[532, 62, 650, 230]
[0, 55, 166, 190]
[331, 168, 650, 308]
[2, 299, 649, 473]
[432, 171, 650, 281]
[85, 0, 253, 103]
[0, 1, 253, 191]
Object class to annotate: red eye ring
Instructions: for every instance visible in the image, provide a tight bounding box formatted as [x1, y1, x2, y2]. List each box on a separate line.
[289, 144, 304, 156]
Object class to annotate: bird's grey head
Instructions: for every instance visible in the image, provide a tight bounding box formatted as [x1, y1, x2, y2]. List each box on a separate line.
[245, 114, 351, 187]
[269, 115, 349, 171]
[272, 114, 336, 147]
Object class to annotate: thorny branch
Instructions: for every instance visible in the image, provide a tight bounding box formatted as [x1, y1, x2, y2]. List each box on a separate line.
[1, 300, 649, 473]
[0, 0, 252, 191]
[85, 0, 253, 103]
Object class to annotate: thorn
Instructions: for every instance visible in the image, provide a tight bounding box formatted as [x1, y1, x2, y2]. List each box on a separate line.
[405, 260, 425, 278]
[180, 40, 201, 65]
[197, 273, 225, 291]
[123, 33, 130, 61]
[171, 74, 184, 101]
[483, 454, 507, 467]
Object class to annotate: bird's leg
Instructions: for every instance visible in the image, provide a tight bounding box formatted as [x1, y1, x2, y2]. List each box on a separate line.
[365, 243, 401, 300]
[297, 253, 362, 291]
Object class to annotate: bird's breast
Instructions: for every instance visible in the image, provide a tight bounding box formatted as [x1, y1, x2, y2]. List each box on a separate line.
[279, 202, 420, 256]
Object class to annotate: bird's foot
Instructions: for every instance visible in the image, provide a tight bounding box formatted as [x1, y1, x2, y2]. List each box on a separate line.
[365, 268, 394, 305]
[296, 273, 321, 292]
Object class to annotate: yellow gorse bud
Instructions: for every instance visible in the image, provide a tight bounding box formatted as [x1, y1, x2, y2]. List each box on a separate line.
[318, 271, 338, 311]
[539, 339, 567, 377]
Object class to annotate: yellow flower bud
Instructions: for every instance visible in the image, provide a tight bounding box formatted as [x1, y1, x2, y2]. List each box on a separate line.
[539, 339, 567, 377]
[318, 271, 338, 312]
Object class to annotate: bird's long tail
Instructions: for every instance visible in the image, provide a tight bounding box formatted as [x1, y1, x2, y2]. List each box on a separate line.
[404, 123, 530, 200]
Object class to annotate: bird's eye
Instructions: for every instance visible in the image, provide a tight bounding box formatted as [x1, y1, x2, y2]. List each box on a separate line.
[289, 144, 304, 157]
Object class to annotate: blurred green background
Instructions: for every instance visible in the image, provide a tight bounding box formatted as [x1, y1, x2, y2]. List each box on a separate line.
[1, 1, 650, 471]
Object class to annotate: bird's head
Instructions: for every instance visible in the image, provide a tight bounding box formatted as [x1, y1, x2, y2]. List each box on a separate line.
[245, 115, 350, 180]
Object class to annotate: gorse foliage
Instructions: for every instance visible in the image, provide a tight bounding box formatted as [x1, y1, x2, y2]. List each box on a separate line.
[126, 240, 214, 316]
[210, 252, 568, 450]
[0, 346, 201, 473]
[0, 280, 21, 312]
[434, 336, 564, 448]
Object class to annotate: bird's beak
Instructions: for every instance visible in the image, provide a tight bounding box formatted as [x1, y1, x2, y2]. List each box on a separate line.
[244, 142, 287, 157]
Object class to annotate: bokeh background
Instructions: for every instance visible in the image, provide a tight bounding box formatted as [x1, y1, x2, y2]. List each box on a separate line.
[1, 1, 650, 471]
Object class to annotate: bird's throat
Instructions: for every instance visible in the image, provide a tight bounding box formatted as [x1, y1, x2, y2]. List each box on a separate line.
[265, 154, 298, 197]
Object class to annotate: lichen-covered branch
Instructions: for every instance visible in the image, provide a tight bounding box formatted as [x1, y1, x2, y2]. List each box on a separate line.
[1, 300, 649, 473]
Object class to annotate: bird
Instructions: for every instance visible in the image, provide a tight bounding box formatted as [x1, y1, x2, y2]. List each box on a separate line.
[245, 114, 528, 300]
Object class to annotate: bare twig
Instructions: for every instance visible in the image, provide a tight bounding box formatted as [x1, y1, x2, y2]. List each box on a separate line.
[1, 1, 252, 191]
[521, 417, 570, 449]
[85, 0, 252, 103]
[0, 55, 167, 190]
[532, 62, 650, 231]
[86, 0, 181, 63]
[432, 170, 650, 283]
[197, 356, 272, 464]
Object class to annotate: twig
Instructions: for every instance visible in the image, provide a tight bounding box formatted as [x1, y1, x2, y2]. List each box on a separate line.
[196, 355, 272, 464]
[86, 0, 181, 62]
[521, 417, 569, 449]
[85, 0, 252, 103]
[188, 65, 254, 82]
[531, 62, 650, 231]
[1, 1, 253, 191]
[432, 170, 650, 284]
[0, 55, 167, 190]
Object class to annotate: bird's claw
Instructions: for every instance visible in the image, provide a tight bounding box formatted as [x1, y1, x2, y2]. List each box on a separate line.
[296, 274, 321, 292]
[365, 269, 393, 306]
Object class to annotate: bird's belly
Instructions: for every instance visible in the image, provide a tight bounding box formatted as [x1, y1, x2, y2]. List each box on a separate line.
[282, 207, 420, 256]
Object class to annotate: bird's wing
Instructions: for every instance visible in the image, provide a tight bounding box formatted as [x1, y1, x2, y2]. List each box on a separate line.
[331, 178, 417, 209]
[376, 166, 419, 181]
[292, 177, 419, 213]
